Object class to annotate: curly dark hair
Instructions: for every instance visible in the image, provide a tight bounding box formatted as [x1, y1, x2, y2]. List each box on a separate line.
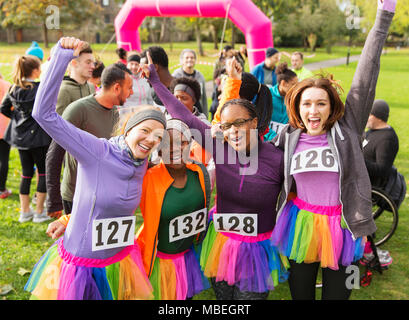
[169, 77, 201, 102]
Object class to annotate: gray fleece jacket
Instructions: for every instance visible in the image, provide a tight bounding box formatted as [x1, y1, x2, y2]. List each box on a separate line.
[273, 8, 394, 239]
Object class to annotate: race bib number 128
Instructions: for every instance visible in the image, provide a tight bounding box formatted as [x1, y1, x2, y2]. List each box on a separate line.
[92, 216, 135, 251]
[213, 213, 257, 236]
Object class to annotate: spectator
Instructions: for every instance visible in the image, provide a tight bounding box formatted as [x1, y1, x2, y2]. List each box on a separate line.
[26, 41, 44, 62]
[0, 55, 51, 223]
[364, 99, 399, 188]
[291, 52, 314, 81]
[89, 59, 105, 92]
[173, 49, 208, 117]
[0, 72, 11, 199]
[119, 53, 154, 126]
[140, 46, 174, 109]
[116, 47, 128, 65]
[251, 47, 280, 86]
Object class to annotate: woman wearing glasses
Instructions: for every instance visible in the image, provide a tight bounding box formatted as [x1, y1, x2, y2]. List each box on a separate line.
[140, 53, 288, 300]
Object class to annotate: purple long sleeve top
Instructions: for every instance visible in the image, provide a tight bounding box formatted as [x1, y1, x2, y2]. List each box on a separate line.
[148, 65, 284, 234]
[32, 42, 148, 260]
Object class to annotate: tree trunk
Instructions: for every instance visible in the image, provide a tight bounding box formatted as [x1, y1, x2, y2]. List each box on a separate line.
[231, 24, 236, 47]
[6, 26, 15, 44]
[43, 22, 49, 48]
[159, 18, 168, 43]
[195, 20, 204, 56]
[211, 24, 218, 50]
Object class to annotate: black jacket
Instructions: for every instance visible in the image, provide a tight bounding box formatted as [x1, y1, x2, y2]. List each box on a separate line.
[0, 82, 51, 149]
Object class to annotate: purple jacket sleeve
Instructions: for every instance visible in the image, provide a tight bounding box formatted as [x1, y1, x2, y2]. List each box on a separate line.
[147, 65, 215, 153]
[32, 42, 107, 165]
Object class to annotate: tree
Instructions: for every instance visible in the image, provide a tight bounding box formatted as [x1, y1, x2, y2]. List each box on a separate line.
[0, 0, 101, 47]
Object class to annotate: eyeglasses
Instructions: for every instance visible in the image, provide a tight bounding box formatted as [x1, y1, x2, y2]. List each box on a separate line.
[219, 118, 254, 131]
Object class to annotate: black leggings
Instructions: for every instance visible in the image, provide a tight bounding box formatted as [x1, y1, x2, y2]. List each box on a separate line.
[0, 139, 10, 191]
[288, 260, 353, 300]
[18, 146, 48, 195]
[210, 278, 269, 300]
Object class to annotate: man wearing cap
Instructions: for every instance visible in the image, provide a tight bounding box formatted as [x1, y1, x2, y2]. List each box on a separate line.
[250, 47, 280, 86]
[363, 99, 399, 188]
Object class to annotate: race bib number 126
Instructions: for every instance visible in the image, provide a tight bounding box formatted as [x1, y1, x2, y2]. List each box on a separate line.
[92, 216, 135, 251]
[290, 147, 338, 175]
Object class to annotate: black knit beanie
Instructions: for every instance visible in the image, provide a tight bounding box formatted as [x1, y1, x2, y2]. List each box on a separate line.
[370, 99, 389, 122]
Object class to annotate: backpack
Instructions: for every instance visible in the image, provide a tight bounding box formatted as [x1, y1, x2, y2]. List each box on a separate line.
[383, 166, 406, 209]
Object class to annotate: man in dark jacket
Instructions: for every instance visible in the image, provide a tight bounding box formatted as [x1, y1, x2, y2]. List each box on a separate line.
[363, 99, 399, 188]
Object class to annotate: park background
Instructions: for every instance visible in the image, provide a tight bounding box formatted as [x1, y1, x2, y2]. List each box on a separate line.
[1, 0, 409, 300]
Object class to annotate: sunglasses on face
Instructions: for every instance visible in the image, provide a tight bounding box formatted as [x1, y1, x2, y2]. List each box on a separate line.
[219, 118, 254, 131]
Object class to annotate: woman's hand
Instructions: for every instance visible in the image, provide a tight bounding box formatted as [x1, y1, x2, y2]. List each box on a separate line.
[138, 51, 154, 79]
[378, 0, 397, 12]
[59, 37, 85, 57]
[46, 220, 66, 239]
[225, 57, 242, 80]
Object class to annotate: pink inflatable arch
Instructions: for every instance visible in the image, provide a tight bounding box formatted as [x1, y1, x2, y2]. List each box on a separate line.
[114, 0, 273, 69]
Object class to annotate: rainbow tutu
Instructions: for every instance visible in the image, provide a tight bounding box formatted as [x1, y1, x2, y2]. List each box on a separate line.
[271, 197, 366, 270]
[149, 246, 210, 300]
[24, 239, 153, 300]
[200, 220, 289, 293]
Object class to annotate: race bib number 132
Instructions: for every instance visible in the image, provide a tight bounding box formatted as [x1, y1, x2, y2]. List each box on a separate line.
[169, 208, 207, 243]
[92, 216, 135, 251]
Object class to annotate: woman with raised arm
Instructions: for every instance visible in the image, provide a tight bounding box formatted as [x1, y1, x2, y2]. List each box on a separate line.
[24, 37, 167, 300]
[270, 0, 396, 300]
[140, 52, 288, 300]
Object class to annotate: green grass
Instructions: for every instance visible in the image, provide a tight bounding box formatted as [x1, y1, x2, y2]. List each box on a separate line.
[0, 41, 364, 83]
[1, 43, 408, 300]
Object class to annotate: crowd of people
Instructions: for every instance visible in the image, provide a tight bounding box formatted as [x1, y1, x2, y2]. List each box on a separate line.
[0, 0, 401, 301]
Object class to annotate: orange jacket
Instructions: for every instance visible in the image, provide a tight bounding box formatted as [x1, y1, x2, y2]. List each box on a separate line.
[136, 161, 210, 277]
[212, 78, 242, 125]
[0, 79, 11, 139]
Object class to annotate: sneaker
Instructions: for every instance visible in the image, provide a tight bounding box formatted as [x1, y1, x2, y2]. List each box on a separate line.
[19, 210, 34, 223]
[0, 189, 12, 199]
[33, 210, 52, 223]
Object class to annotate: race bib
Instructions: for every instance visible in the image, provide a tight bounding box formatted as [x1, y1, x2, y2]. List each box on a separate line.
[290, 147, 339, 175]
[169, 208, 207, 243]
[269, 121, 286, 136]
[213, 213, 257, 237]
[92, 216, 135, 251]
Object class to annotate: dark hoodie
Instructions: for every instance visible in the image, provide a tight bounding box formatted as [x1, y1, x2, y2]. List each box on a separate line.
[56, 76, 94, 115]
[0, 82, 50, 149]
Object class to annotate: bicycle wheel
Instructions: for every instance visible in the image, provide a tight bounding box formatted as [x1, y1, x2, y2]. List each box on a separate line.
[371, 187, 399, 246]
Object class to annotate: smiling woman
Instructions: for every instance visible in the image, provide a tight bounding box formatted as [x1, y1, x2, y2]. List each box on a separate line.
[23, 37, 167, 300]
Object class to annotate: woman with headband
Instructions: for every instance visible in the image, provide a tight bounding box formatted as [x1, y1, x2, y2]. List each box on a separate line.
[270, 1, 395, 300]
[137, 118, 211, 300]
[140, 53, 288, 300]
[24, 37, 166, 300]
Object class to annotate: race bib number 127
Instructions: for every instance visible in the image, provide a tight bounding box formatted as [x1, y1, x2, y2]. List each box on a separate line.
[92, 216, 135, 251]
